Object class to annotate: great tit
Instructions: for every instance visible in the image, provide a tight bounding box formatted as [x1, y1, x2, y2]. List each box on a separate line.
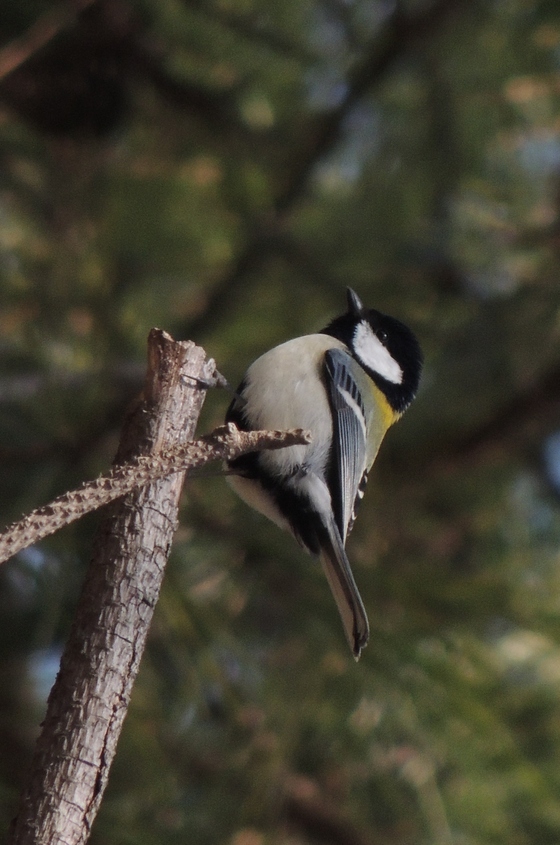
[225, 288, 422, 659]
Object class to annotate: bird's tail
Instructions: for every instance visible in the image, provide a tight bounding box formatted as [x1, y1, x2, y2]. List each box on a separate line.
[316, 520, 369, 660]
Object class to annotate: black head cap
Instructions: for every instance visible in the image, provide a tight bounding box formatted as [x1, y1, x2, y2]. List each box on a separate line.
[321, 288, 423, 414]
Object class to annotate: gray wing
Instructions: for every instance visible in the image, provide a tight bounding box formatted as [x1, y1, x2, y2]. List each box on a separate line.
[324, 348, 368, 545]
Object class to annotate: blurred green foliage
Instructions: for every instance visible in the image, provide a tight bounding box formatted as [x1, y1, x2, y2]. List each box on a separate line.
[3, 0, 560, 842]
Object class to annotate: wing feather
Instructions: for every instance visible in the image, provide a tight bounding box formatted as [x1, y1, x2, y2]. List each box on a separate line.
[324, 348, 368, 544]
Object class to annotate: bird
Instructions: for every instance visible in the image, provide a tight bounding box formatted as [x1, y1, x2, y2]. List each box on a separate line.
[225, 288, 422, 659]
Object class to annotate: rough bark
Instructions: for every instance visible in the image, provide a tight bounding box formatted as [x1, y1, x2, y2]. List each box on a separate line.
[7, 328, 212, 845]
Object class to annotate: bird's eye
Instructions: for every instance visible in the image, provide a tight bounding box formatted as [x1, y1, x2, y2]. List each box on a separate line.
[377, 329, 388, 344]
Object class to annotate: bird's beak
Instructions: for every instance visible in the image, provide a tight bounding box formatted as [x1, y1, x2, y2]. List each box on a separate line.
[347, 287, 364, 316]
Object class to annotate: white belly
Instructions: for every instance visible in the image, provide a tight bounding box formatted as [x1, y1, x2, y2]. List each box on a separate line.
[238, 333, 347, 480]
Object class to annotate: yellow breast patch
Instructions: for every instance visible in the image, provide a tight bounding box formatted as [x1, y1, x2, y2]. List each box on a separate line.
[373, 384, 400, 429]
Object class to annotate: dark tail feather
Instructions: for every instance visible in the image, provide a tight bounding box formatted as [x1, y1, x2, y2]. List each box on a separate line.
[316, 520, 369, 659]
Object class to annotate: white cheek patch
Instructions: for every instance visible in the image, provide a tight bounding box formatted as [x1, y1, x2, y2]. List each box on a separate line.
[354, 321, 403, 384]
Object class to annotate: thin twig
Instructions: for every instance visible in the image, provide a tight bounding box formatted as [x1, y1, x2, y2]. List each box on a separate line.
[182, 0, 465, 340]
[0, 0, 96, 82]
[0, 423, 311, 565]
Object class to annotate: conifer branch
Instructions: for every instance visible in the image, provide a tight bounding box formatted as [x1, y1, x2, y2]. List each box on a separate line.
[0, 423, 311, 566]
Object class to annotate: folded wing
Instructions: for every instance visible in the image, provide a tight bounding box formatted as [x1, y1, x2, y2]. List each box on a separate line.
[324, 348, 369, 544]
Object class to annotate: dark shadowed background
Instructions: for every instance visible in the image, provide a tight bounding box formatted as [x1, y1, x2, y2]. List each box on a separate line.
[3, 1, 560, 843]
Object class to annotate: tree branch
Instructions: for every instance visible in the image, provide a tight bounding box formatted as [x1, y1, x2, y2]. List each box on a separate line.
[183, 0, 465, 339]
[5, 330, 214, 844]
[443, 363, 560, 466]
[284, 775, 376, 845]
[277, 0, 465, 213]
[0, 422, 310, 566]
[389, 360, 560, 485]
[0, 0, 96, 82]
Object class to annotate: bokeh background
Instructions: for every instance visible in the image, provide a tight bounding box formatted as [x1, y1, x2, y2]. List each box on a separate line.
[3, 1, 560, 843]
